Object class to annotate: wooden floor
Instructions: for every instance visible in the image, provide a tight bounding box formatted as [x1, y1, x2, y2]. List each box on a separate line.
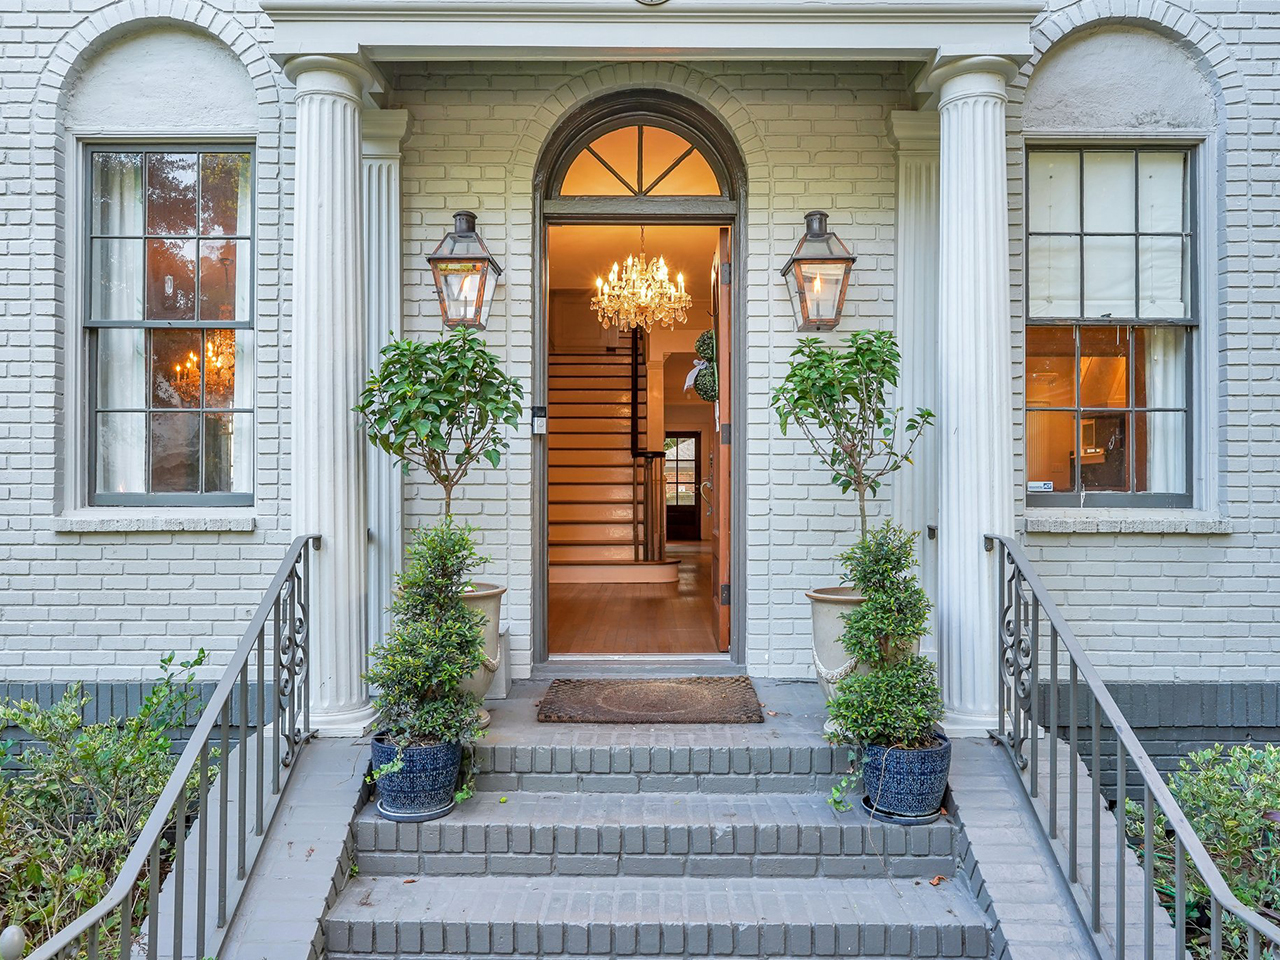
[548, 542, 720, 655]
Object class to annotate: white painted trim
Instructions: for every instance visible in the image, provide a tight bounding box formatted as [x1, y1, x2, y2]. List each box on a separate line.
[1023, 510, 1232, 535]
[1023, 129, 1215, 143]
[50, 510, 258, 533]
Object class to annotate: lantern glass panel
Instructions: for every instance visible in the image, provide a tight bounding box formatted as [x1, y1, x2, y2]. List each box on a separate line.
[436, 261, 487, 323]
[798, 262, 847, 321]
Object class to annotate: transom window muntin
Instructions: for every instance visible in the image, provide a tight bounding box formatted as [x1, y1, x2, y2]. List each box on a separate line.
[1025, 146, 1195, 507]
[553, 120, 728, 199]
[86, 145, 255, 506]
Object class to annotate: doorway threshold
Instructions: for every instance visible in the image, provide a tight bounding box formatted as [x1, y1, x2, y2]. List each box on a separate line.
[533, 655, 741, 680]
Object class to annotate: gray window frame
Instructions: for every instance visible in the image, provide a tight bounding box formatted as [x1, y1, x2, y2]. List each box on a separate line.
[1024, 144, 1197, 509]
[84, 142, 256, 507]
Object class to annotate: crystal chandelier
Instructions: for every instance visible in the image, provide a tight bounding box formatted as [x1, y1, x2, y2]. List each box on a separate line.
[592, 228, 692, 332]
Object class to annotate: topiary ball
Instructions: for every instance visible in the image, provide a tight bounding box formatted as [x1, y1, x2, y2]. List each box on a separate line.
[694, 365, 718, 402]
[695, 330, 716, 362]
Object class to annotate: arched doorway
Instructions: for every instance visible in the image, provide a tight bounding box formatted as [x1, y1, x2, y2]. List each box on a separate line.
[531, 91, 746, 663]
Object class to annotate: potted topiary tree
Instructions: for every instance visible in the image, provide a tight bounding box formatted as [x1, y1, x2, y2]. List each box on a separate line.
[357, 327, 524, 725]
[826, 523, 947, 823]
[366, 520, 487, 822]
[771, 330, 933, 702]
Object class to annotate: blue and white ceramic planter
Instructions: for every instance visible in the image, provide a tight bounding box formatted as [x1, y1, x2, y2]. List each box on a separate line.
[372, 735, 461, 823]
[861, 732, 952, 822]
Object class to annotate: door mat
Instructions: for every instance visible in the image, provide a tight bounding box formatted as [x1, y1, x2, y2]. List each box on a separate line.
[536, 676, 764, 724]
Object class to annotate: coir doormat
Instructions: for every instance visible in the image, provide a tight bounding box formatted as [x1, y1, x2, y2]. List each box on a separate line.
[536, 676, 764, 724]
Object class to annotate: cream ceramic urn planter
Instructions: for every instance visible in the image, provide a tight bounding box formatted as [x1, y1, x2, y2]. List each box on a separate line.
[806, 586, 865, 703]
[460, 582, 505, 728]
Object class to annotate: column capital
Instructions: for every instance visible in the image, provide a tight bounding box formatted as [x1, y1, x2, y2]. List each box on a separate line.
[362, 108, 410, 160]
[887, 110, 940, 153]
[925, 56, 1020, 107]
[283, 54, 378, 104]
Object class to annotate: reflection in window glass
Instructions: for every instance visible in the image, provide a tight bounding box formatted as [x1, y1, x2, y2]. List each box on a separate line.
[87, 147, 254, 503]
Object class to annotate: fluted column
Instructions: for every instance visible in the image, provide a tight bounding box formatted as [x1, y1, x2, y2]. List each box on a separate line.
[284, 56, 376, 734]
[932, 57, 1018, 734]
[362, 109, 409, 660]
[887, 110, 940, 660]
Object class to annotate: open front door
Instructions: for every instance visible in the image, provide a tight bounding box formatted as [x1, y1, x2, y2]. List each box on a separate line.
[710, 228, 732, 653]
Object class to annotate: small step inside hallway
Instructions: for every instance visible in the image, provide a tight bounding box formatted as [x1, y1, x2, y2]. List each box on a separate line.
[545, 219, 729, 656]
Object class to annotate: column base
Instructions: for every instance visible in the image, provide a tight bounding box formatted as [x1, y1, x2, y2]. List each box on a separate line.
[311, 701, 377, 738]
[942, 709, 1000, 739]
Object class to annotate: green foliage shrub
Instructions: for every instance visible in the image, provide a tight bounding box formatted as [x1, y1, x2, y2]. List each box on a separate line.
[366, 519, 486, 785]
[0, 651, 207, 955]
[1126, 743, 1280, 960]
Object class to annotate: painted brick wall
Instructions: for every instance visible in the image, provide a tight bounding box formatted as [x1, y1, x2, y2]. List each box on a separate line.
[390, 61, 912, 678]
[0, 1, 295, 683]
[0, 0, 1277, 689]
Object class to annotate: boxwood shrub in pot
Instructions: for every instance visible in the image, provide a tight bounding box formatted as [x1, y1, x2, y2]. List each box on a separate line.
[356, 327, 524, 723]
[366, 520, 486, 823]
[771, 331, 933, 700]
[827, 523, 948, 823]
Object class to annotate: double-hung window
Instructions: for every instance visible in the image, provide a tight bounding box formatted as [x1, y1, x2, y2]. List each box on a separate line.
[1025, 147, 1195, 507]
[86, 147, 254, 505]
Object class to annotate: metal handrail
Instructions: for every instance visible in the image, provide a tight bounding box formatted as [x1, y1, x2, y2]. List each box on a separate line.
[985, 533, 1280, 960]
[19, 534, 321, 960]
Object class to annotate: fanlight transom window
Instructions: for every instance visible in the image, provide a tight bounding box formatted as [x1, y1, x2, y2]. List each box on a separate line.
[557, 123, 725, 198]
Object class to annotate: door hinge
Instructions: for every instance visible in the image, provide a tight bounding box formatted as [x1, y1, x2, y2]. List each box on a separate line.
[720, 424, 731, 445]
[720, 261, 732, 284]
[720, 583, 731, 606]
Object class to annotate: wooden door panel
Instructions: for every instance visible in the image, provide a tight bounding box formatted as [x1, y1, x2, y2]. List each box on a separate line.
[712, 227, 732, 654]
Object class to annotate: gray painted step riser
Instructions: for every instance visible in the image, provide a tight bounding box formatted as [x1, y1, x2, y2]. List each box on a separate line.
[475, 772, 842, 794]
[357, 849, 957, 879]
[474, 744, 843, 780]
[326, 921, 989, 958]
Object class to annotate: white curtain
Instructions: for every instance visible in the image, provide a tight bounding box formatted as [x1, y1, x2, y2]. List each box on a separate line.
[1143, 327, 1185, 494]
[92, 154, 146, 495]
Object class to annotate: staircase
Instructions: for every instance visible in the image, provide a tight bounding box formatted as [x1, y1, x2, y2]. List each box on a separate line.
[323, 681, 994, 959]
[548, 338, 678, 584]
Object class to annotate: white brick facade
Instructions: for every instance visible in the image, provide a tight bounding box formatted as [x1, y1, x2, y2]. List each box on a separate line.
[0, 0, 1276, 685]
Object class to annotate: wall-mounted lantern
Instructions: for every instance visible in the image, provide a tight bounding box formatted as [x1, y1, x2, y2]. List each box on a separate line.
[780, 210, 857, 332]
[427, 211, 503, 329]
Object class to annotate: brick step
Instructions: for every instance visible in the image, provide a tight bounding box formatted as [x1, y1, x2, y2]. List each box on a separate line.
[353, 792, 956, 879]
[325, 875, 991, 958]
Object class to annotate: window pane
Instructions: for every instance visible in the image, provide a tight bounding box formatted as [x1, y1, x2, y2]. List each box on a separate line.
[96, 412, 145, 495]
[200, 153, 251, 236]
[96, 328, 146, 409]
[145, 153, 198, 235]
[589, 127, 640, 192]
[1135, 411, 1186, 494]
[204, 329, 253, 409]
[89, 238, 143, 322]
[1138, 236, 1186, 319]
[1027, 152, 1080, 233]
[199, 239, 250, 323]
[1083, 236, 1136, 318]
[1026, 326, 1075, 408]
[151, 328, 203, 408]
[1079, 326, 1130, 408]
[150, 412, 200, 492]
[560, 150, 631, 196]
[146, 238, 197, 320]
[204, 412, 253, 494]
[1027, 236, 1080, 318]
[647, 149, 719, 196]
[1083, 152, 1135, 233]
[1134, 326, 1187, 409]
[1138, 152, 1186, 233]
[91, 153, 143, 235]
[1027, 410, 1075, 494]
[1079, 413, 1128, 491]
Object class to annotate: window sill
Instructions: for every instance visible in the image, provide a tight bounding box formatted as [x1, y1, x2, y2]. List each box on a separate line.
[50, 510, 257, 533]
[1023, 509, 1232, 535]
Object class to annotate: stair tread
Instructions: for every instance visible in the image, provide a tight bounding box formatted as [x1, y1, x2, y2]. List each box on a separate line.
[329, 873, 989, 929]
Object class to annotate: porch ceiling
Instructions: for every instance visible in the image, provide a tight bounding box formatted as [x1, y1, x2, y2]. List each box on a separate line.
[261, 0, 1040, 68]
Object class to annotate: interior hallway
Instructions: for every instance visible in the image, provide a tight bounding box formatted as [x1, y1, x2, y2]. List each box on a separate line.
[547, 542, 719, 655]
